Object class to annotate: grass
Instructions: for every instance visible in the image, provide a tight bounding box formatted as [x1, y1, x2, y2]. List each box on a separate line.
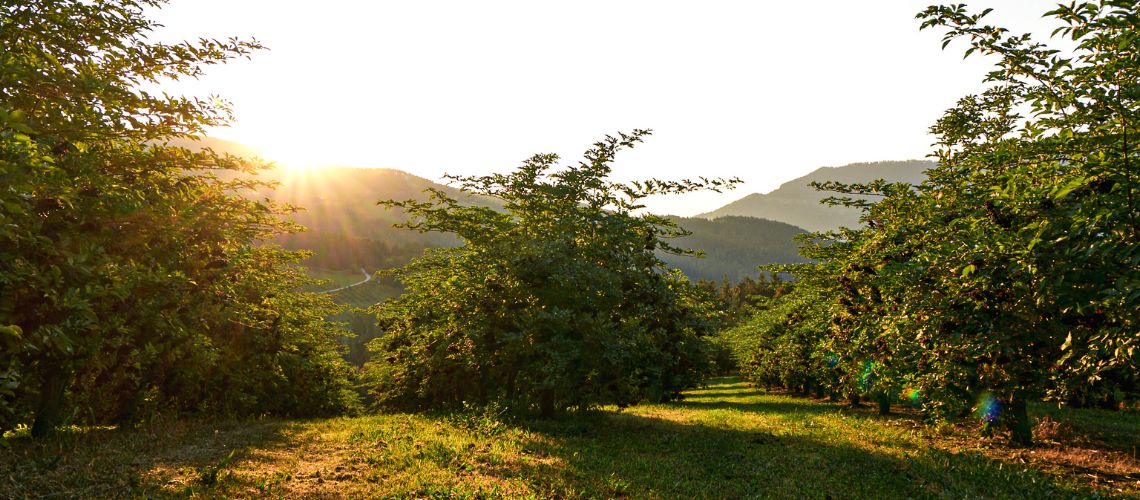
[3, 377, 1137, 498]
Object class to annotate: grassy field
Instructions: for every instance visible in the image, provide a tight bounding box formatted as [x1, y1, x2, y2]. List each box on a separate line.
[3, 378, 1137, 498]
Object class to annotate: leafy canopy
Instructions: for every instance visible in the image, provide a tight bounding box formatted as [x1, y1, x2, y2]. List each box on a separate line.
[726, 0, 1140, 446]
[1, 0, 357, 436]
[366, 130, 738, 415]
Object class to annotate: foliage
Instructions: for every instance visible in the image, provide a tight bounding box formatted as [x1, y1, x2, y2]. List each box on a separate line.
[0, 0, 357, 435]
[697, 273, 790, 373]
[366, 131, 736, 414]
[727, 1, 1140, 446]
[698, 271, 790, 329]
[724, 278, 833, 395]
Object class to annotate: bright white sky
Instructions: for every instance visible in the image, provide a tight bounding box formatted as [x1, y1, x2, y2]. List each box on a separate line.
[150, 1, 1058, 216]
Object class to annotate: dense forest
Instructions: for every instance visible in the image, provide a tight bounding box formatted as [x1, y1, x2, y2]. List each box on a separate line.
[2, 0, 1139, 496]
[661, 215, 805, 282]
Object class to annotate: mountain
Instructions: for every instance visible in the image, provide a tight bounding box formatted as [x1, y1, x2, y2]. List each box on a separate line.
[166, 137, 478, 240]
[663, 216, 807, 283]
[168, 137, 812, 281]
[163, 137, 480, 269]
[699, 160, 933, 232]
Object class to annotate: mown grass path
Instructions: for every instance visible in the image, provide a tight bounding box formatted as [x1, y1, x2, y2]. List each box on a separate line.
[3, 377, 1137, 498]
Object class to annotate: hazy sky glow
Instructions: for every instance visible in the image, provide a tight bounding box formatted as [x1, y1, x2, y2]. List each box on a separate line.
[151, 1, 1057, 215]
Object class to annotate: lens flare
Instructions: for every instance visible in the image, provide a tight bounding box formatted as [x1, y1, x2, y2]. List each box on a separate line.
[975, 392, 1001, 423]
[904, 388, 921, 405]
[825, 352, 839, 368]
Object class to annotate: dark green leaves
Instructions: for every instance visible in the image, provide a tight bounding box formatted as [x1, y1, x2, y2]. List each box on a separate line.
[366, 131, 735, 414]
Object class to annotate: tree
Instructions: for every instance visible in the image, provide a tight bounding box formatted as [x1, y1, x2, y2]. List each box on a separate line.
[730, 1, 1139, 446]
[910, 0, 1140, 444]
[365, 130, 737, 415]
[1, 0, 357, 436]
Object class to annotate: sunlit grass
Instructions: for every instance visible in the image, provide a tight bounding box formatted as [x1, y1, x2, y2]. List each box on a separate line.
[3, 378, 1136, 498]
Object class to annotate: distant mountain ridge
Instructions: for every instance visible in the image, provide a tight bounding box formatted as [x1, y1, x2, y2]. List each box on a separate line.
[699, 160, 933, 232]
[167, 137, 809, 281]
[661, 216, 806, 283]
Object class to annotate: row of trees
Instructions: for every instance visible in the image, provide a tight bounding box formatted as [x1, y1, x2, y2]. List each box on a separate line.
[21, 0, 1135, 449]
[726, 1, 1139, 445]
[3, 0, 740, 436]
[1, 0, 357, 436]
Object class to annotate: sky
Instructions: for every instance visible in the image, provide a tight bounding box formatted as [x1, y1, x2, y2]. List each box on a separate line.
[149, 1, 1059, 216]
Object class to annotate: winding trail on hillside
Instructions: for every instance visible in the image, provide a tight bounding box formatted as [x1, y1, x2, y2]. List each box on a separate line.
[322, 268, 372, 294]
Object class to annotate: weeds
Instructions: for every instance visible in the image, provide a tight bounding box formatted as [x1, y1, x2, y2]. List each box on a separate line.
[196, 449, 237, 487]
[447, 401, 509, 437]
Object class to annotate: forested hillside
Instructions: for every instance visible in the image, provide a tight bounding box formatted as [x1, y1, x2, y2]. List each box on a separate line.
[700, 160, 931, 232]
[261, 167, 467, 272]
[661, 215, 806, 282]
[165, 137, 468, 270]
[173, 137, 810, 283]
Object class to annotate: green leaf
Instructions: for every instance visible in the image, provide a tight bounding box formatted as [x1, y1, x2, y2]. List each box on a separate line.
[1051, 176, 1085, 200]
[961, 264, 976, 278]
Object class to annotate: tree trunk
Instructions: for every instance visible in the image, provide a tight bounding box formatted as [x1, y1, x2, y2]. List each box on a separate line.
[505, 370, 517, 402]
[878, 392, 891, 416]
[1007, 393, 1032, 446]
[32, 362, 69, 438]
[539, 389, 555, 418]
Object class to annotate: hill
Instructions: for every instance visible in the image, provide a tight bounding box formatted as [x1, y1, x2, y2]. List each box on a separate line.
[664, 216, 806, 283]
[168, 138, 811, 282]
[251, 167, 474, 272]
[699, 160, 932, 232]
[163, 137, 474, 269]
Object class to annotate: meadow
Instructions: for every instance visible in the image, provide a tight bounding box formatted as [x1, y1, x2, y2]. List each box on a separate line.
[4, 377, 1137, 498]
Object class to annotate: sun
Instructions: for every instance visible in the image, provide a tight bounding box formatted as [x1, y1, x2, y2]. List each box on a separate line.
[252, 136, 329, 175]
[274, 161, 325, 174]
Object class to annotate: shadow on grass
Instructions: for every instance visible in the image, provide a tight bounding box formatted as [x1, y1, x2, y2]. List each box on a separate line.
[503, 411, 1096, 499]
[1032, 402, 1140, 452]
[679, 390, 772, 399]
[0, 418, 294, 498]
[680, 378, 928, 423]
[668, 398, 842, 417]
[3, 377, 1126, 498]
[491, 380, 1102, 499]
